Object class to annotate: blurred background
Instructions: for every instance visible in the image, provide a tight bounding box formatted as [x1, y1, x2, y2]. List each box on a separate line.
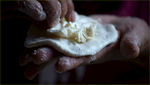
[1, 1, 149, 84]
[74, 1, 149, 24]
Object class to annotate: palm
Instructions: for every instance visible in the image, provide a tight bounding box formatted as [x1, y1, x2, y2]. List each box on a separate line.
[19, 15, 149, 80]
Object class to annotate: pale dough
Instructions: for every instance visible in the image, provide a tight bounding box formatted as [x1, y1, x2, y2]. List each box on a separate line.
[24, 13, 118, 57]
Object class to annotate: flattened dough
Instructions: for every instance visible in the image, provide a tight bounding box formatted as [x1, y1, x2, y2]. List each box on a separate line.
[24, 14, 118, 57]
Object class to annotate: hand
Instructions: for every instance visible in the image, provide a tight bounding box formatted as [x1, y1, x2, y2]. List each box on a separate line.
[19, 15, 149, 80]
[3, 0, 76, 28]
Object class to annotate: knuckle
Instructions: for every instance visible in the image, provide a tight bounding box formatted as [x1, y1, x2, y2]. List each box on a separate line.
[14, 1, 46, 21]
[29, 1, 46, 21]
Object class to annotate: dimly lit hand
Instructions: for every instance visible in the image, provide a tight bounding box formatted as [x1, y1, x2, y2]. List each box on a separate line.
[19, 15, 149, 80]
[13, 0, 75, 28]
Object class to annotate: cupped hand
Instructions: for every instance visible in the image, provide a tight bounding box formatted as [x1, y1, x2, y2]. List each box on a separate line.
[19, 15, 149, 80]
[12, 0, 75, 28]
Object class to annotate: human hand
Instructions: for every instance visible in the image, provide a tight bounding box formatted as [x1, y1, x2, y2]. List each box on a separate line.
[19, 15, 149, 80]
[4, 0, 75, 28]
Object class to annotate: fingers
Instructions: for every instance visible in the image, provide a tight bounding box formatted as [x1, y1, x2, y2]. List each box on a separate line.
[19, 54, 32, 66]
[40, 1, 61, 28]
[58, 0, 76, 22]
[21, 15, 149, 79]
[14, 1, 46, 21]
[65, 0, 76, 22]
[24, 61, 51, 80]
[58, 0, 68, 21]
[40, 0, 75, 27]
[20, 46, 61, 80]
[32, 46, 61, 64]
[90, 15, 149, 59]
[21, 43, 117, 77]
[19, 46, 57, 66]
[55, 41, 119, 73]
[14, 0, 75, 28]
[55, 56, 85, 73]
[24, 61, 54, 80]
[24, 62, 40, 80]
[24, 50, 62, 80]
[24, 57, 57, 80]
[19, 48, 33, 66]
[32, 47, 54, 64]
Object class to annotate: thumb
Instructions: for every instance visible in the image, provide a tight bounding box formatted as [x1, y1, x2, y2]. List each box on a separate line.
[119, 17, 149, 59]
[120, 31, 140, 58]
[120, 26, 149, 59]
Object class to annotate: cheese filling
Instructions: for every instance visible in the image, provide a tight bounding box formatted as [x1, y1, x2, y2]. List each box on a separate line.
[47, 18, 98, 43]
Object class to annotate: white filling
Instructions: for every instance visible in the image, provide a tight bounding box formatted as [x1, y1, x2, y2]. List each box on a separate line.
[47, 16, 98, 43]
[24, 13, 118, 57]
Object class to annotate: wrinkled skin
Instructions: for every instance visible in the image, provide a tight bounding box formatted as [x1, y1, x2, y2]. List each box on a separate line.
[12, 0, 75, 28]
[19, 15, 149, 80]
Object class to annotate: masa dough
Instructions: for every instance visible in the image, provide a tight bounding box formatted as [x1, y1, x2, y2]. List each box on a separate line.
[47, 15, 98, 43]
[24, 13, 118, 57]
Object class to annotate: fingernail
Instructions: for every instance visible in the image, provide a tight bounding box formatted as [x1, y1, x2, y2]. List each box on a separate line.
[71, 11, 76, 22]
